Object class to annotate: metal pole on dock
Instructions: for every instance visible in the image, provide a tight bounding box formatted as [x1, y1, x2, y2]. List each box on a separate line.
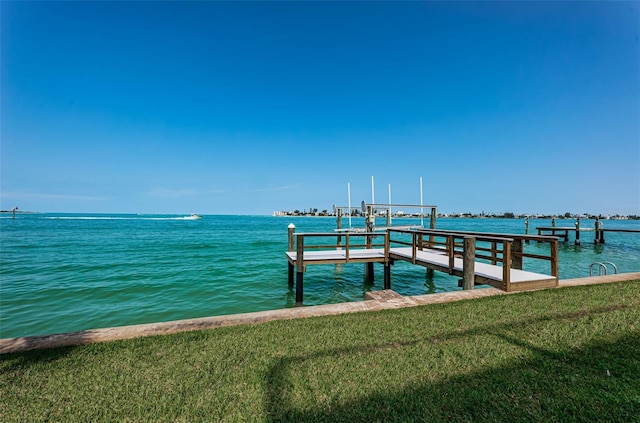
[387, 183, 392, 227]
[371, 176, 375, 206]
[419, 177, 424, 227]
[347, 182, 352, 229]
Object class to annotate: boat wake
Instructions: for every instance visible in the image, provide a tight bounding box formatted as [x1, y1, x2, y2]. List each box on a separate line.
[44, 215, 203, 221]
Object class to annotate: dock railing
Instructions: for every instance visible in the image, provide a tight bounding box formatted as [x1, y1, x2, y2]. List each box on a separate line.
[286, 230, 390, 303]
[288, 231, 388, 264]
[423, 229, 559, 279]
[287, 227, 559, 302]
[387, 228, 558, 291]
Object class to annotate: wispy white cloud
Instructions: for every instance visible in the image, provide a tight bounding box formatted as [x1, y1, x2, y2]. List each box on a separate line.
[0, 191, 108, 201]
[147, 188, 199, 198]
[245, 184, 301, 193]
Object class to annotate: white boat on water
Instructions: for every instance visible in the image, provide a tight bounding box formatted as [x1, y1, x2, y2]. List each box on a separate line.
[187, 214, 202, 220]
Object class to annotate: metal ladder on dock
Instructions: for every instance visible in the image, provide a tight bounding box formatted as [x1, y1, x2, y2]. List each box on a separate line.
[589, 261, 618, 276]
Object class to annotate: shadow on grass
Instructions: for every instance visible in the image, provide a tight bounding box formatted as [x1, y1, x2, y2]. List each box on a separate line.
[0, 328, 99, 370]
[264, 306, 640, 422]
[0, 344, 78, 374]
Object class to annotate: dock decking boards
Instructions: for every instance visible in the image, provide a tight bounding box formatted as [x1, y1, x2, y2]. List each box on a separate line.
[286, 245, 558, 302]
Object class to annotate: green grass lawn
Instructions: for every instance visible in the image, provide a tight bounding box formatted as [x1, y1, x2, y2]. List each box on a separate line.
[2, 281, 639, 422]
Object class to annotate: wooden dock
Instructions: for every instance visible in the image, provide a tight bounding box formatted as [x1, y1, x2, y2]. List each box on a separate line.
[387, 247, 557, 292]
[286, 228, 559, 304]
[537, 224, 640, 245]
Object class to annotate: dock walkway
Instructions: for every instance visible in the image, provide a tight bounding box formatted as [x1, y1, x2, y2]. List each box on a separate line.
[388, 247, 557, 290]
[286, 228, 559, 303]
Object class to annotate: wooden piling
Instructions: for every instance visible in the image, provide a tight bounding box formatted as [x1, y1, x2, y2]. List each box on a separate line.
[364, 206, 375, 281]
[384, 232, 391, 289]
[550, 239, 559, 280]
[296, 234, 304, 304]
[429, 207, 436, 247]
[288, 224, 296, 288]
[512, 239, 523, 270]
[575, 218, 581, 246]
[502, 241, 512, 291]
[288, 263, 294, 288]
[594, 219, 605, 244]
[288, 224, 295, 252]
[462, 236, 475, 290]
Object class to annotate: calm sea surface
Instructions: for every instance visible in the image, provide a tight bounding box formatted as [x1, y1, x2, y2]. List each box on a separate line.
[1, 214, 639, 338]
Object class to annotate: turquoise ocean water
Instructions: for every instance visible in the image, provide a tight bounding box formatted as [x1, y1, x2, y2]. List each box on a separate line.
[1, 214, 639, 339]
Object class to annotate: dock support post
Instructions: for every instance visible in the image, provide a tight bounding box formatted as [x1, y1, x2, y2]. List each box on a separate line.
[525, 218, 530, 244]
[296, 234, 304, 304]
[384, 263, 391, 289]
[462, 236, 475, 290]
[364, 206, 375, 282]
[288, 224, 295, 252]
[384, 232, 391, 289]
[288, 223, 295, 288]
[288, 263, 294, 288]
[594, 219, 605, 244]
[429, 207, 436, 247]
[575, 218, 581, 246]
[512, 239, 523, 270]
[550, 239, 559, 283]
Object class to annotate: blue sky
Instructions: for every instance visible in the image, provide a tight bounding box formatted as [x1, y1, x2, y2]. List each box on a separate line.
[2, 1, 639, 215]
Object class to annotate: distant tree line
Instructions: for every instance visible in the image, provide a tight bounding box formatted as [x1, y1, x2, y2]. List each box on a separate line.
[274, 209, 639, 220]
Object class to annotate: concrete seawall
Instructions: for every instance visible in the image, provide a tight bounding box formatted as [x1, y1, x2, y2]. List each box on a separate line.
[2, 272, 639, 354]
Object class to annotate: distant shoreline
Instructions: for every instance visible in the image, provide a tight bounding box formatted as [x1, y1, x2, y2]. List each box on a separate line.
[2, 210, 638, 220]
[273, 211, 639, 220]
